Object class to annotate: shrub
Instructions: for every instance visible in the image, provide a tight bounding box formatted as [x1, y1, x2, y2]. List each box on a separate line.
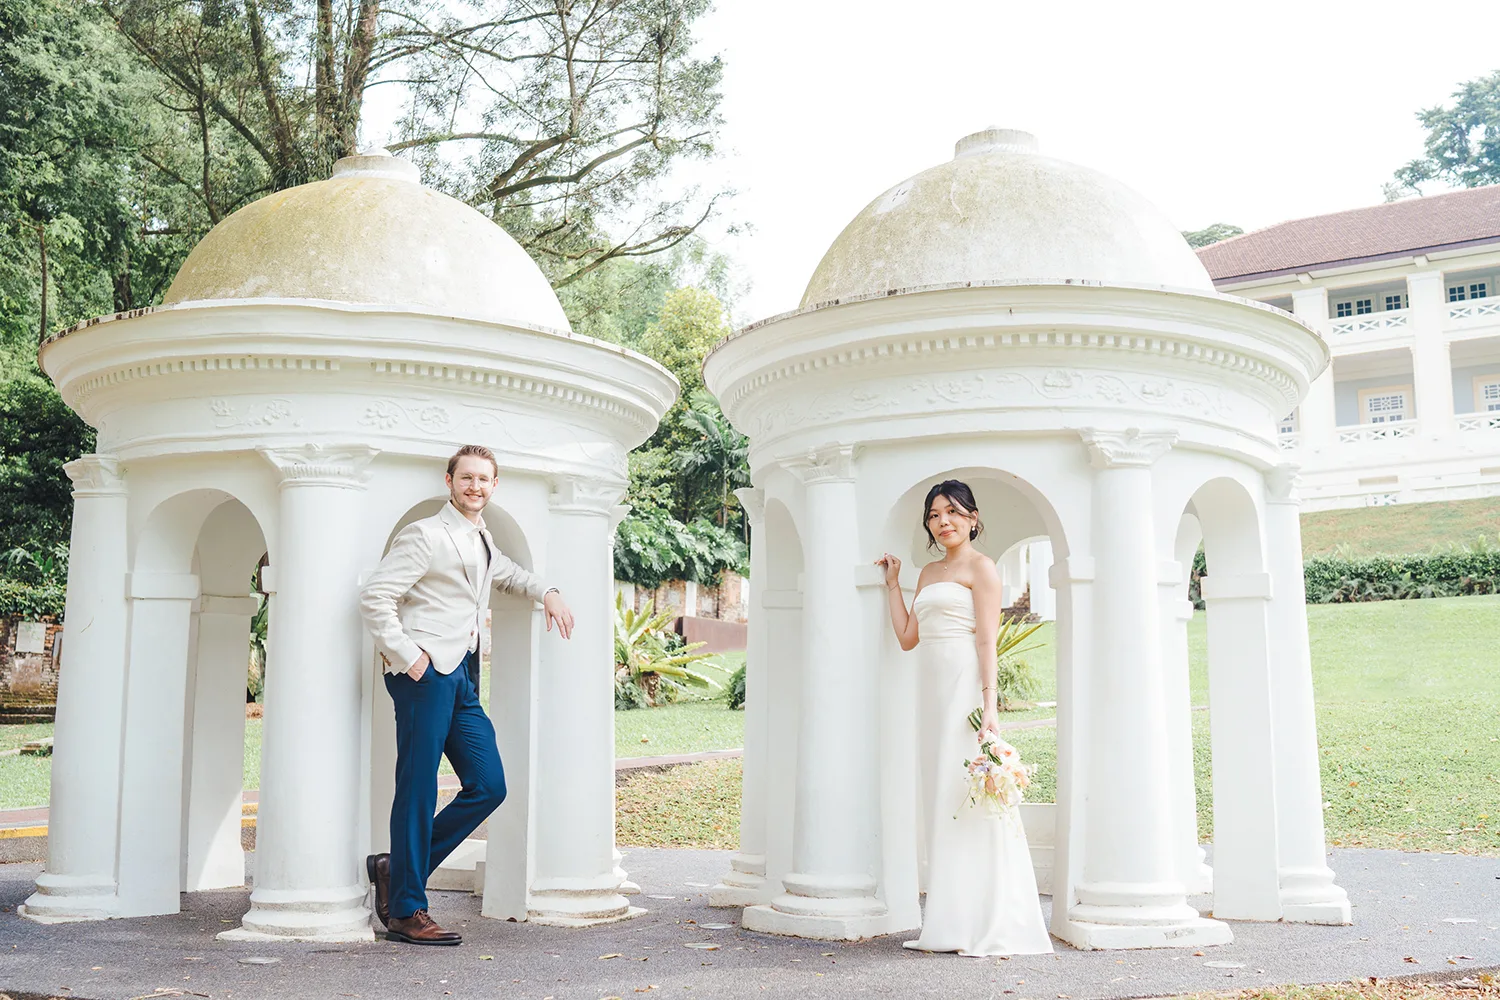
[726, 663, 746, 710]
[1304, 547, 1500, 604]
[613, 592, 720, 708]
[0, 578, 64, 620]
[613, 510, 748, 590]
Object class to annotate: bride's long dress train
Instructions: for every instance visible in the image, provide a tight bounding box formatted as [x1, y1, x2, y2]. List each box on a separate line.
[904, 581, 1053, 956]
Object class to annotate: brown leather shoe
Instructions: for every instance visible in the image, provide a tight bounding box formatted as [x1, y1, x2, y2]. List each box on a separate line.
[387, 908, 461, 946]
[366, 854, 391, 928]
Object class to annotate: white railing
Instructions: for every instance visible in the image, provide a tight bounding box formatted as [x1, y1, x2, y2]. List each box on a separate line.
[1365, 493, 1400, 507]
[1276, 433, 1301, 451]
[1335, 422, 1418, 444]
[1446, 300, 1500, 323]
[1456, 413, 1500, 433]
[1329, 312, 1409, 337]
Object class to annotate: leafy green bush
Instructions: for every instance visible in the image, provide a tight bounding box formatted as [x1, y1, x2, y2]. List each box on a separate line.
[0, 578, 64, 619]
[614, 593, 721, 709]
[725, 663, 746, 710]
[613, 510, 748, 589]
[1304, 548, 1500, 604]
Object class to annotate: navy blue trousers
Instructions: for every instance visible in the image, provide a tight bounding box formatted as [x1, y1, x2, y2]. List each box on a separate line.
[384, 650, 505, 919]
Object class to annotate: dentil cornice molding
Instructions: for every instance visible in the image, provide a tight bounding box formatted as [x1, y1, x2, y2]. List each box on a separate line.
[259, 444, 378, 488]
[783, 444, 856, 485]
[63, 454, 126, 496]
[1079, 428, 1178, 469]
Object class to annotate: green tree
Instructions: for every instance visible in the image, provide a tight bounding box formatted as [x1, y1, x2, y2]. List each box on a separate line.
[674, 390, 748, 529]
[1392, 69, 1500, 194]
[1182, 223, 1243, 249]
[105, 0, 730, 285]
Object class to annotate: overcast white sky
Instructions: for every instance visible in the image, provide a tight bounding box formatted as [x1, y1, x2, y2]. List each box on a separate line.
[365, 1, 1500, 326]
[683, 0, 1500, 323]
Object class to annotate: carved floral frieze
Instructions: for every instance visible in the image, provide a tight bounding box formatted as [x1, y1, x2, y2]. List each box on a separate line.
[743, 367, 1260, 440]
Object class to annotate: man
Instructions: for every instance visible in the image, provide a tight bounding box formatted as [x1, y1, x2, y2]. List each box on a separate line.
[358, 444, 574, 945]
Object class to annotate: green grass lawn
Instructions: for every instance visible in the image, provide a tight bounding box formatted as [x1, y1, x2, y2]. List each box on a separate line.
[1300, 496, 1500, 558]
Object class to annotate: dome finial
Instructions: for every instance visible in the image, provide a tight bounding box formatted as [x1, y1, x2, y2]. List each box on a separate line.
[955, 128, 1038, 159]
[332, 148, 421, 183]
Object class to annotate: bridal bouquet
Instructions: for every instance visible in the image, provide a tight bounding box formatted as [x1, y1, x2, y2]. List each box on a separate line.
[960, 735, 1030, 818]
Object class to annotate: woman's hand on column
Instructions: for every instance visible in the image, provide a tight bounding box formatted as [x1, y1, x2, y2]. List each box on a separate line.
[875, 553, 902, 590]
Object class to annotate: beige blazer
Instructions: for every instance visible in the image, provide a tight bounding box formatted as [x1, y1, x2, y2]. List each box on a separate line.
[359, 501, 549, 675]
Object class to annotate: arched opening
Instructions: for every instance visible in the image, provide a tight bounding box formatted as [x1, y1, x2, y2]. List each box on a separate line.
[757, 497, 805, 904]
[1183, 476, 1282, 921]
[879, 468, 1070, 905]
[365, 495, 538, 917]
[114, 491, 268, 914]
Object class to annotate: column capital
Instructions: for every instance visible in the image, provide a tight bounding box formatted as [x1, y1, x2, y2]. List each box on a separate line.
[64, 454, 126, 497]
[1080, 428, 1177, 469]
[549, 476, 624, 514]
[784, 444, 855, 485]
[734, 486, 766, 527]
[259, 444, 377, 488]
[1266, 463, 1302, 503]
[607, 503, 632, 533]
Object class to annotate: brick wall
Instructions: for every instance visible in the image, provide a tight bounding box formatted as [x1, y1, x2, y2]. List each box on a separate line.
[0, 617, 63, 721]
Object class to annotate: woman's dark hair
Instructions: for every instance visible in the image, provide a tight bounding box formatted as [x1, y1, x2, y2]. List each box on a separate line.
[922, 480, 984, 551]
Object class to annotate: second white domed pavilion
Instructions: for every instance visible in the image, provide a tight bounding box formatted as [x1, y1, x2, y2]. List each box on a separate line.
[703, 129, 1350, 949]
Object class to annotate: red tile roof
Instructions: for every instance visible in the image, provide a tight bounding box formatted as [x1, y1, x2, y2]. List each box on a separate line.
[1197, 185, 1500, 283]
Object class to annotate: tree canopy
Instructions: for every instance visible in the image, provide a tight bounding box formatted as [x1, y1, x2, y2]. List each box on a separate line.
[1392, 69, 1500, 194]
[1181, 223, 1243, 249]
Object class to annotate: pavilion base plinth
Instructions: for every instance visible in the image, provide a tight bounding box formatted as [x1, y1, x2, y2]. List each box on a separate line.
[218, 885, 373, 942]
[742, 888, 889, 941]
[19, 875, 120, 923]
[1279, 868, 1351, 924]
[709, 853, 767, 907]
[526, 889, 645, 928]
[1056, 915, 1233, 951]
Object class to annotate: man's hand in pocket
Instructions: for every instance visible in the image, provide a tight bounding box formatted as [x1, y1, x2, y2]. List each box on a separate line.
[407, 651, 431, 681]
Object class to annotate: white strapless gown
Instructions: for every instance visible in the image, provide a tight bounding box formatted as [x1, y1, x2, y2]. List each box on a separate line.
[903, 581, 1053, 956]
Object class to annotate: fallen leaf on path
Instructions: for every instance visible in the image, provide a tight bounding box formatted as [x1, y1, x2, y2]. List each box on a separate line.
[479, 955, 493, 960]
[1405, 956, 1420, 963]
[599, 953, 623, 960]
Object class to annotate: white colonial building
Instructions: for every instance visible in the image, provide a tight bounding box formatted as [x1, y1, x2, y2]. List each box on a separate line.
[1199, 186, 1500, 510]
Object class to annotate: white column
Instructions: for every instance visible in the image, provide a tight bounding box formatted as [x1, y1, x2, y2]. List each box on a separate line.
[22, 456, 129, 923]
[606, 502, 640, 897]
[712, 487, 769, 907]
[1265, 467, 1350, 923]
[183, 595, 260, 891]
[1060, 430, 1229, 950]
[1408, 270, 1453, 441]
[745, 446, 886, 940]
[1026, 539, 1055, 621]
[999, 544, 1026, 607]
[1201, 569, 1282, 920]
[1159, 523, 1210, 897]
[528, 478, 641, 926]
[222, 445, 378, 941]
[1292, 288, 1337, 449]
[115, 571, 198, 917]
[480, 584, 540, 919]
[759, 585, 802, 908]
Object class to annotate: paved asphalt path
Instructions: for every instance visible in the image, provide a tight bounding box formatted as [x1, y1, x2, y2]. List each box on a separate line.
[1, 847, 1496, 1000]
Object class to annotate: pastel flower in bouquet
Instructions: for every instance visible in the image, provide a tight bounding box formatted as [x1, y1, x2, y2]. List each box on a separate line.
[959, 735, 1031, 819]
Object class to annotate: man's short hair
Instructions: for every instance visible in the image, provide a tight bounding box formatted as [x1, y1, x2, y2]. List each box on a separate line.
[447, 444, 499, 479]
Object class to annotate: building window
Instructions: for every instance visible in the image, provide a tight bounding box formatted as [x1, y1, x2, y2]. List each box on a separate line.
[1475, 376, 1500, 412]
[1361, 387, 1411, 424]
[1449, 285, 1468, 302]
[1472, 282, 1489, 300]
[1279, 412, 1298, 434]
[1356, 298, 1373, 315]
[1385, 294, 1405, 311]
[1336, 301, 1353, 318]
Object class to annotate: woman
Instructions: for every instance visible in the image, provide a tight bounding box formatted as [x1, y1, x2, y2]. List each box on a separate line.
[876, 480, 1052, 957]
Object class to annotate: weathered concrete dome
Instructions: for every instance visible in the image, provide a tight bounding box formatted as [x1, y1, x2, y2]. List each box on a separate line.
[163, 149, 570, 330]
[800, 128, 1214, 307]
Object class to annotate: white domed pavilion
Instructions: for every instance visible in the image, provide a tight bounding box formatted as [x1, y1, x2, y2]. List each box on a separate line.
[703, 129, 1350, 949]
[25, 150, 675, 940]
